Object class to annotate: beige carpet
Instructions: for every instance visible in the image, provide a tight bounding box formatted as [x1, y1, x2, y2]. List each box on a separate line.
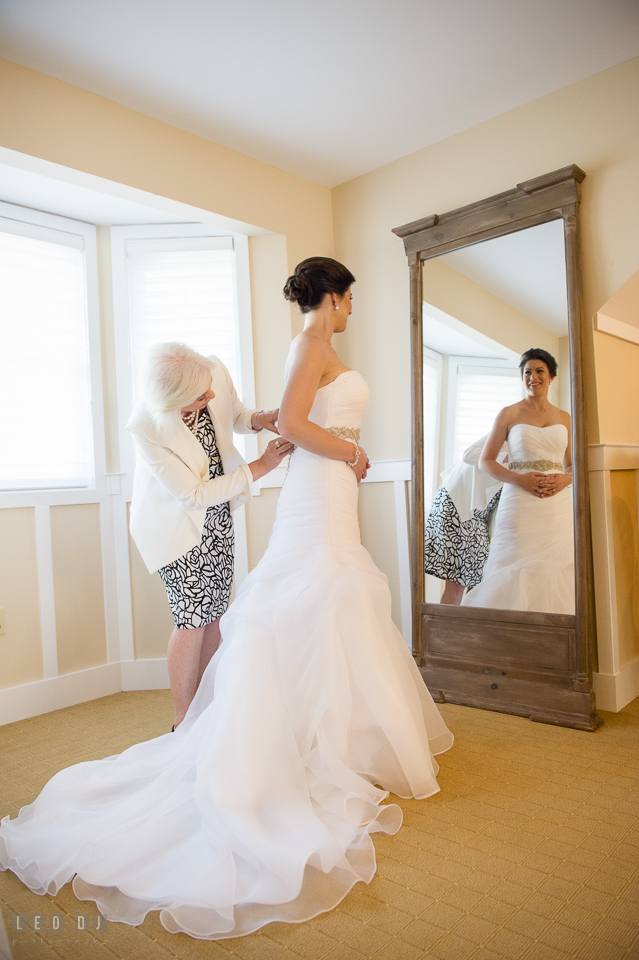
[1, 690, 638, 960]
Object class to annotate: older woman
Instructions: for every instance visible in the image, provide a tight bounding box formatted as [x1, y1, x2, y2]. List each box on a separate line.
[127, 342, 292, 727]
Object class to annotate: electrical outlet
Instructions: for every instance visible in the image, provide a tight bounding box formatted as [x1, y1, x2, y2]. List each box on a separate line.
[0, 608, 4, 636]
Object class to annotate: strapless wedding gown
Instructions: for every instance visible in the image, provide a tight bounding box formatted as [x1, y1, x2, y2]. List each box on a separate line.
[0, 371, 453, 940]
[462, 423, 575, 614]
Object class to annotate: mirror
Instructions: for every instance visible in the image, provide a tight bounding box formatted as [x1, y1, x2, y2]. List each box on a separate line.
[422, 219, 573, 615]
[393, 166, 601, 731]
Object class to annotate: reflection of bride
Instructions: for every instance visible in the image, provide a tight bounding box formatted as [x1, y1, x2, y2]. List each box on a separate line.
[0, 257, 453, 940]
[462, 348, 575, 615]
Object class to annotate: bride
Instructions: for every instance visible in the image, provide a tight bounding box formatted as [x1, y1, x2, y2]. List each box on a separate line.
[0, 256, 453, 940]
[461, 348, 574, 615]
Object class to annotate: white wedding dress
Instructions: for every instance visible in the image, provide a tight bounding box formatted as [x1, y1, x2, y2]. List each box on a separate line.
[461, 423, 575, 614]
[0, 370, 453, 940]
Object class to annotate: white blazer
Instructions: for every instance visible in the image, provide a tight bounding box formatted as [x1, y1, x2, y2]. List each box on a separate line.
[127, 358, 259, 573]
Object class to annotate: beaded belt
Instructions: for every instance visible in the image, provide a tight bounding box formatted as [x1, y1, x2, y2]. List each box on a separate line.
[326, 426, 361, 442]
[508, 460, 563, 472]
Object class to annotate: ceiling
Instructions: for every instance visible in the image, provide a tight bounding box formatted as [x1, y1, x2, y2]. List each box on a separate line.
[0, 0, 638, 187]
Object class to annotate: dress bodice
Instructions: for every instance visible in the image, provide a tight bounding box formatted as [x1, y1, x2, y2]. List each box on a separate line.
[308, 370, 370, 431]
[507, 423, 568, 473]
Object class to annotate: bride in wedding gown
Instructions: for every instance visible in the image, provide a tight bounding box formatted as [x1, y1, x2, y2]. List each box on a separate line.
[462, 347, 574, 615]
[0, 257, 453, 940]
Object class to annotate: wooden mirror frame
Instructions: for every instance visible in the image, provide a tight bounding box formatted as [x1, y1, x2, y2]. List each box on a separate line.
[393, 165, 601, 731]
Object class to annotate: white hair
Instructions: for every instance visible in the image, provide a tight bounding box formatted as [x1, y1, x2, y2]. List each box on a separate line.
[140, 342, 213, 431]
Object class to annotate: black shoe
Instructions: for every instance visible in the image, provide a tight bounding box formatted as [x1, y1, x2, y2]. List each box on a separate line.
[171, 725, 175, 732]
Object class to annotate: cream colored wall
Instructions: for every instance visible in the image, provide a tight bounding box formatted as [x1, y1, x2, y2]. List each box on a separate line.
[610, 470, 639, 669]
[598, 268, 639, 331]
[423, 259, 559, 358]
[127, 521, 175, 660]
[50, 504, 107, 674]
[332, 56, 639, 458]
[0, 508, 42, 689]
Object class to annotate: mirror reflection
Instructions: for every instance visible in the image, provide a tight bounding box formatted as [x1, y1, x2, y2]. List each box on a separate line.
[422, 220, 575, 615]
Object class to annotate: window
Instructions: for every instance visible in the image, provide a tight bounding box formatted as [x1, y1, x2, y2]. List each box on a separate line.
[0, 206, 98, 491]
[111, 224, 256, 473]
[125, 237, 239, 407]
[446, 357, 522, 466]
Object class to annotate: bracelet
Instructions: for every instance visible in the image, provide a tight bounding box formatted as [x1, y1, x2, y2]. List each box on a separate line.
[251, 411, 262, 431]
[346, 442, 360, 468]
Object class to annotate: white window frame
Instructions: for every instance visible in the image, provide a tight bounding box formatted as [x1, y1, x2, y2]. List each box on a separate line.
[0, 201, 106, 509]
[423, 346, 443, 505]
[110, 223, 257, 492]
[444, 356, 520, 469]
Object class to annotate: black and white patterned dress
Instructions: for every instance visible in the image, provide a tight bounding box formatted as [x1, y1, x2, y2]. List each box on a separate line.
[158, 407, 234, 628]
[424, 486, 501, 589]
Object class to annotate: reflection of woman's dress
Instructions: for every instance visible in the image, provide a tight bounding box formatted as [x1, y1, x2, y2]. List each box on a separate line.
[0, 371, 453, 940]
[461, 424, 574, 614]
[424, 437, 506, 588]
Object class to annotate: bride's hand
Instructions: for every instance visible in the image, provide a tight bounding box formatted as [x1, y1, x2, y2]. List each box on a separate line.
[514, 471, 547, 497]
[348, 445, 370, 483]
[249, 438, 294, 480]
[537, 473, 572, 497]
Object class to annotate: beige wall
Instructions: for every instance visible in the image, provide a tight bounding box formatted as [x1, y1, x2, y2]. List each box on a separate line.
[423, 259, 559, 359]
[0, 508, 42, 689]
[332, 56, 639, 457]
[50, 504, 107, 674]
[127, 519, 175, 660]
[610, 470, 639, 669]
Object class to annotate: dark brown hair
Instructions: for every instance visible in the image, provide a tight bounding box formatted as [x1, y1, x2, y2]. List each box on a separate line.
[519, 347, 558, 378]
[283, 257, 355, 313]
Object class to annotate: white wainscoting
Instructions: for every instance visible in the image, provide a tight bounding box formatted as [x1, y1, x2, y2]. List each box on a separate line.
[0, 460, 412, 725]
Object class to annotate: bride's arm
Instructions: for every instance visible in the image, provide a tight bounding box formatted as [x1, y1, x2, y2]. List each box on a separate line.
[541, 411, 573, 497]
[278, 336, 367, 478]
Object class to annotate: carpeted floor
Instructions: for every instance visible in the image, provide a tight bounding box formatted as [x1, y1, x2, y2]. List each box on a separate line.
[1, 690, 638, 960]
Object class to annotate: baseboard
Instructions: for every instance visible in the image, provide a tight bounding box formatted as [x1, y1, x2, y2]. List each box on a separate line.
[0, 658, 171, 726]
[593, 658, 639, 712]
[121, 658, 169, 691]
[0, 663, 122, 726]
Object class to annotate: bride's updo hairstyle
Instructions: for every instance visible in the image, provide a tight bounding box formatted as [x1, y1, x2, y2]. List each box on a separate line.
[519, 347, 558, 378]
[283, 257, 356, 314]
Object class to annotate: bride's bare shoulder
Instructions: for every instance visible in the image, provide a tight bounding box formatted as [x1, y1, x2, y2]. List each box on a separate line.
[551, 404, 571, 427]
[498, 400, 526, 425]
[285, 333, 327, 380]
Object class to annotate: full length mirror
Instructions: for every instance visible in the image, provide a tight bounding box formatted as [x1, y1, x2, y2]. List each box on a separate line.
[393, 166, 600, 731]
[422, 220, 574, 616]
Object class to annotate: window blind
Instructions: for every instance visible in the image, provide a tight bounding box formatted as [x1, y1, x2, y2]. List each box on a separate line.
[0, 227, 93, 490]
[126, 240, 239, 405]
[452, 366, 522, 464]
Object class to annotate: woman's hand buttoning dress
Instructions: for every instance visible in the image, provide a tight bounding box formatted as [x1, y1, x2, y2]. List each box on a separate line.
[0, 264, 453, 941]
[461, 348, 574, 615]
